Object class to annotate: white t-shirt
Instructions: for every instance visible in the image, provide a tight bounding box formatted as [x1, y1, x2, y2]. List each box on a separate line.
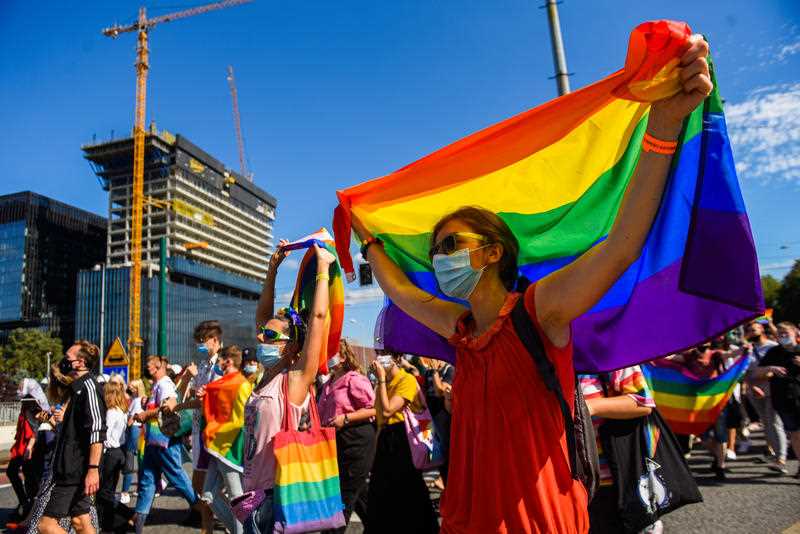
[128, 396, 144, 427]
[152, 375, 177, 406]
[105, 407, 127, 449]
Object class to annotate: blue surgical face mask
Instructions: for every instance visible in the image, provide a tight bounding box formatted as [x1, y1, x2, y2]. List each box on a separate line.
[243, 364, 258, 376]
[196, 344, 210, 360]
[213, 363, 224, 375]
[432, 246, 488, 300]
[256, 343, 282, 368]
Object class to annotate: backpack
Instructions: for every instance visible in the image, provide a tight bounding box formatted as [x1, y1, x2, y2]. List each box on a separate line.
[509, 279, 601, 501]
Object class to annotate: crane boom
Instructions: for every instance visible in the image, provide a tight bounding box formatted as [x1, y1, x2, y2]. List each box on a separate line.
[103, 0, 252, 37]
[226, 65, 250, 180]
[102, 0, 250, 379]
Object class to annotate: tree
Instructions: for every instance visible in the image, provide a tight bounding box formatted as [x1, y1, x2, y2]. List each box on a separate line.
[761, 274, 782, 311]
[776, 260, 800, 324]
[0, 328, 62, 381]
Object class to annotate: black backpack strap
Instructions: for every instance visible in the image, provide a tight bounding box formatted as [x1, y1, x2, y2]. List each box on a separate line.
[510, 291, 579, 481]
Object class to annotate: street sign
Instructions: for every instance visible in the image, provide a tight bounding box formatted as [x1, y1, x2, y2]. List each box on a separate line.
[105, 365, 129, 383]
[104, 337, 128, 368]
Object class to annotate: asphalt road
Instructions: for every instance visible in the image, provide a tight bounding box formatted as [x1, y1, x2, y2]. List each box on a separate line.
[1, 430, 797, 533]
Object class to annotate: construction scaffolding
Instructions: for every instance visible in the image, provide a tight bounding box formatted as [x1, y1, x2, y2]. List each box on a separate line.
[82, 128, 277, 282]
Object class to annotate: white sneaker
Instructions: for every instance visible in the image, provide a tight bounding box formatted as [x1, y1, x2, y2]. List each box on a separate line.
[726, 449, 737, 461]
[768, 461, 789, 475]
[119, 492, 131, 505]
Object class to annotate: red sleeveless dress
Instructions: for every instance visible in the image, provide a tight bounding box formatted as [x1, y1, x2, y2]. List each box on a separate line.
[440, 284, 589, 534]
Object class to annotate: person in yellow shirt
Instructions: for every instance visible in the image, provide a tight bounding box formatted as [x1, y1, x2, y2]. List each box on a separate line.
[368, 352, 438, 533]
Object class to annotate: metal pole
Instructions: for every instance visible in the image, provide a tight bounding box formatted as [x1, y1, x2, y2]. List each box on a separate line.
[544, 0, 570, 96]
[46, 352, 51, 382]
[99, 265, 106, 374]
[158, 236, 167, 356]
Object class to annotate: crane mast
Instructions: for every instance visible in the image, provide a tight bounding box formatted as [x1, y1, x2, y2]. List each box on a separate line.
[102, 0, 251, 379]
[227, 66, 251, 181]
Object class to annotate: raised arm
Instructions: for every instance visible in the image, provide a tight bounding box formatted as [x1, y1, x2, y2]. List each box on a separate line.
[287, 244, 336, 405]
[536, 36, 712, 337]
[256, 239, 290, 330]
[352, 216, 466, 338]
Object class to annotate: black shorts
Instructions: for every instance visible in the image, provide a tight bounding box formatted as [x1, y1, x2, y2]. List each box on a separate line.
[43, 484, 93, 519]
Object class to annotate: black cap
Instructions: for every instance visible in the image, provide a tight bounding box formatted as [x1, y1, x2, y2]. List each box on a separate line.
[242, 347, 256, 362]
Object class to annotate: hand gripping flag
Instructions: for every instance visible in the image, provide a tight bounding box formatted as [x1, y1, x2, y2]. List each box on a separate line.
[284, 229, 344, 375]
[332, 20, 763, 373]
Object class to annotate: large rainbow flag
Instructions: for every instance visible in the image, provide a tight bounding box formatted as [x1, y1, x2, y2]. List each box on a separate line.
[333, 20, 763, 373]
[203, 371, 253, 471]
[641, 355, 750, 435]
[285, 229, 345, 374]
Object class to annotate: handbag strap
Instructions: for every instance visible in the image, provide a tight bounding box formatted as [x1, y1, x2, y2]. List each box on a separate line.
[281, 372, 321, 433]
[509, 286, 579, 481]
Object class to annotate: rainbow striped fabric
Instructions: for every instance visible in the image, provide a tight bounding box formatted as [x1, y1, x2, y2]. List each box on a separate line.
[641, 354, 750, 435]
[202, 371, 253, 471]
[272, 377, 345, 533]
[285, 229, 344, 374]
[333, 20, 763, 372]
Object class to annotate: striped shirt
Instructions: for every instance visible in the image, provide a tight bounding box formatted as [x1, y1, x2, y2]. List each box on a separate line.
[579, 366, 655, 486]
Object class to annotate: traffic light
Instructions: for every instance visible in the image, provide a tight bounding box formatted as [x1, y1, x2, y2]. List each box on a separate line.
[359, 263, 373, 286]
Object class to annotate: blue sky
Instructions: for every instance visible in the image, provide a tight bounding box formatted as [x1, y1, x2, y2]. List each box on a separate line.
[1, 1, 799, 344]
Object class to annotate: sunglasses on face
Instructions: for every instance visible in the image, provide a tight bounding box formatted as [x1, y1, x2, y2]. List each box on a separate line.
[261, 328, 291, 342]
[429, 232, 490, 258]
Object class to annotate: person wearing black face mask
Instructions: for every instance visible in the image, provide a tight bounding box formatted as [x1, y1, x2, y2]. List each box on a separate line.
[37, 341, 106, 534]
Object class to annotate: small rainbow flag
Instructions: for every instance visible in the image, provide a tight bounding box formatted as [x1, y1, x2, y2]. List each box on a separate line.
[202, 371, 253, 471]
[286, 229, 344, 375]
[641, 354, 750, 435]
[333, 20, 763, 373]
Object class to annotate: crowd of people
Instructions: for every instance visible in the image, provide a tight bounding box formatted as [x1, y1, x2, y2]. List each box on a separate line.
[3, 34, 796, 534]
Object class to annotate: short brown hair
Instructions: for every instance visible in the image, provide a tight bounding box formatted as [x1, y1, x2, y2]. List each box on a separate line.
[194, 320, 223, 343]
[72, 340, 101, 371]
[431, 206, 519, 291]
[146, 354, 168, 366]
[219, 345, 242, 369]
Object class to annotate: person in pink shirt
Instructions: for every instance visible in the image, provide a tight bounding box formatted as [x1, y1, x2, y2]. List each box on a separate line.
[318, 339, 376, 532]
[235, 243, 336, 534]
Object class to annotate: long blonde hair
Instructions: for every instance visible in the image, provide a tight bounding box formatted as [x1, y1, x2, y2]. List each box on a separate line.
[128, 379, 145, 398]
[104, 381, 129, 412]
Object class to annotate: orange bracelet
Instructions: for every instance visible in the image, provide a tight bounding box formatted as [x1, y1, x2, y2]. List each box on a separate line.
[642, 132, 678, 155]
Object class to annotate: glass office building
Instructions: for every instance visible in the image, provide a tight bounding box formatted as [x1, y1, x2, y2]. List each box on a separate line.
[0, 192, 107, 347]
[75, 257, 261, 365]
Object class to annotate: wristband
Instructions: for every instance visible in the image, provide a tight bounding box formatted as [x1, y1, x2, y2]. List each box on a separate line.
[88, 465, 99, 470]
[316, 273, 330, 282]
[343, 413, 350, 425]
[642, 131, 678, 155]
[360, 237, 383, 259]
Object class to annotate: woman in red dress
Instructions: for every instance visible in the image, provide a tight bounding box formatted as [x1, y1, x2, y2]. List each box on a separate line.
[351, 36, 711, 534]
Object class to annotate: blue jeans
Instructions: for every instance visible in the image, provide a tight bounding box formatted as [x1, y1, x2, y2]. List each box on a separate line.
[135, 441, 198, 515]
[122, 425, 141, 493]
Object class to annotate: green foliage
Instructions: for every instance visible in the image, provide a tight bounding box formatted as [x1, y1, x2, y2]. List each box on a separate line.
[776, 260, 800, 324]
[0, 329, 62, 381]
[761, 274, 782, 310]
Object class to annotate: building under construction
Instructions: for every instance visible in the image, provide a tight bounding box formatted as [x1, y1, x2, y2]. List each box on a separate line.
[75, 127, 277, 365]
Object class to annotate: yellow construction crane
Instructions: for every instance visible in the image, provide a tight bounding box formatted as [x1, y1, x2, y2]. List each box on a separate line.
[102, 0, 251, 379]
[226, 65, 252, 181]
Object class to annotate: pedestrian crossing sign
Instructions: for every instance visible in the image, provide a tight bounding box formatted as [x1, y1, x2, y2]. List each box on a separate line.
[104, 337, 128, 367]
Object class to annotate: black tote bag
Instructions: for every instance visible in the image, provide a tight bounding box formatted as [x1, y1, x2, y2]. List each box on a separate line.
[599, 408, 703, 533]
